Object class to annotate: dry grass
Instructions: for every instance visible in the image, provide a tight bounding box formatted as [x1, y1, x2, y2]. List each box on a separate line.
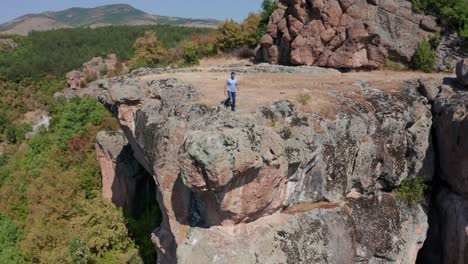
[296, 93, 311, 106]
[139, 59, 451, 120]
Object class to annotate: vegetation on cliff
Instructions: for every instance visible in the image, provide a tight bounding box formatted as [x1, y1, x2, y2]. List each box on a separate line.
[412, 0, 468, 38]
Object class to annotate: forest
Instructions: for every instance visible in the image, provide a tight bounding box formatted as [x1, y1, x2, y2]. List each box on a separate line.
[0, 25, 214, 82]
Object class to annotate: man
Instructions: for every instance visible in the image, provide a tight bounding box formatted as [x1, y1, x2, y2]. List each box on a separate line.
[225, 72, 239, 112]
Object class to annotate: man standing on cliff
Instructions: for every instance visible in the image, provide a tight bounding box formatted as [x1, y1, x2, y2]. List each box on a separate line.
[225, 72, 239, 112]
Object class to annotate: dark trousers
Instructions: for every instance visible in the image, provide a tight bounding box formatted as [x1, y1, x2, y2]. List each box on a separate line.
[228, 91, 236, 111]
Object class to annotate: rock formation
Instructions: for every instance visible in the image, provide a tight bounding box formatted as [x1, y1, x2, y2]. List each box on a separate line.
[96, 130, 157, 216]
[74, 74, 439, 263]
[0, 38, 17, 50]
[66, 70, 84, 89]
[435, 32, 468, 72]
[457, 59, 468, 86]
[256, 0, 440, 68]
[414, 77, 468, 264]
[64, 54, 128, 90]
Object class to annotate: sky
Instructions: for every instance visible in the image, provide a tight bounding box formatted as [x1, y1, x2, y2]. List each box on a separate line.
[0, 0, 264, 24]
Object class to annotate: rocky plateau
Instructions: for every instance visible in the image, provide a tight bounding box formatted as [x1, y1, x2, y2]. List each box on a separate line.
[58, 61, 468, 263]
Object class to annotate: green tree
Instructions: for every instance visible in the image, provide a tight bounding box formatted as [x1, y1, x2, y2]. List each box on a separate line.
[216, 21, 244, 52]
[241, 13, 261, 47]
[0, 214, 25, 263]
[129, 31, 169, 69]
[413, 40, 436, 72]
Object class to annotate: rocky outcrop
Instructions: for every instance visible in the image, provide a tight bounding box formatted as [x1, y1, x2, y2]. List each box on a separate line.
[96, 130, 157, 216]
[435, 32, 468, 72]
[80, 75, 436, 263]
[457, 59, 468, 86]
[66, 70, 84, 89]
[416, 77, 468, 264]
[64, 54, 128, 91]
[0, 38, 17, 50]
[256, 0, 440, 68]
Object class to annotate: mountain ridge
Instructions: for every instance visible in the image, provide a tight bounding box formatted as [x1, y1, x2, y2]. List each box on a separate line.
[0, 4, 222, 35]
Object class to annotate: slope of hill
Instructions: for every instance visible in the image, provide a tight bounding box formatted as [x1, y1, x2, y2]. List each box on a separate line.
[0, 4, 221, 35]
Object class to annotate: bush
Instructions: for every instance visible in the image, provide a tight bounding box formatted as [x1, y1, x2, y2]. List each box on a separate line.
[51, 96, 108, 149]
[216, 21, 244, 52]
[413, 40, 436, 72]
[0, 25, 214, 81]
[296, 93, 311, 106]
[396, 177, 429, 206]
[384, 60, 408, 71]
[241, 13, 261, 48]
[0, 214, 25, 263]
[412, 0, 467, 39]
[129, 31, 170, 69]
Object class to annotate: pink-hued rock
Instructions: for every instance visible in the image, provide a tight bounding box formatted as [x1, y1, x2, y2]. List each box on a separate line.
[267, 23, 279, 38]
[352, 49, 369, 67]
[66, 70, 84, 89]
[421, 16, 441, 32]
[347, 20, 369, 42]
[256, 0, 442, 69]
[323, 0, 343, 27]
[83, 76, 434, 263]
[288, 15, 304, 37]
[339, 0, 356, 11]
[261, 34, 274, 47]
[321, 28, 336, 43]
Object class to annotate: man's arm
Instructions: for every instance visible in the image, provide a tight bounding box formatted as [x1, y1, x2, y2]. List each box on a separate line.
[225, 82, 228, 96]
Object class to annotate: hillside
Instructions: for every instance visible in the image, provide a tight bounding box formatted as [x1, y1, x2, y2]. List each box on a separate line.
[0, 4, 221, 36]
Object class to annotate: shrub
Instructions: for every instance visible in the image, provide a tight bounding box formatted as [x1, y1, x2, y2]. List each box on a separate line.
[241, 13, 261, 48]
[413, 40, 436, 72]
[181, 41, 201, 66]
[129, 31, 169, 70]
[216, 21, 244, 52]
[430, 32, 441, 49]
[296, 93, 311, 106]
[68, 240, 90, 264]
[0, 214, 24, 263]
[396, 177, 429, 206]
[383, 60, 408, 71]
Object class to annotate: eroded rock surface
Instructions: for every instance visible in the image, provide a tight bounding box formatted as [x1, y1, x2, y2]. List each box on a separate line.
[417, 77, 468, 264]
[96, 130, 157, 216]
[79, 76, 435, 263]
[256, 0, 439, 68]
[457, 59, 468, 86]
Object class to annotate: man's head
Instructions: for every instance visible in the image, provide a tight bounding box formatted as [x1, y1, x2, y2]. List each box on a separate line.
[231, 72, 236, 79]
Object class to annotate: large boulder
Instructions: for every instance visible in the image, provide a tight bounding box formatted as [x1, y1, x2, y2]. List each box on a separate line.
[433, 84, 468, 197]
[76, 76, 434, 263]
[66, 70, 84, 89]
[456, 59, 468, 86]
[256, 0, 439, 68]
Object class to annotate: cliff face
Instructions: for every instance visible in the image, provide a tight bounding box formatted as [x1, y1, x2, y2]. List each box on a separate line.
[86, 74, 440, 263]
[256, 0, 440, 68]
[417, 78, 468, 264]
